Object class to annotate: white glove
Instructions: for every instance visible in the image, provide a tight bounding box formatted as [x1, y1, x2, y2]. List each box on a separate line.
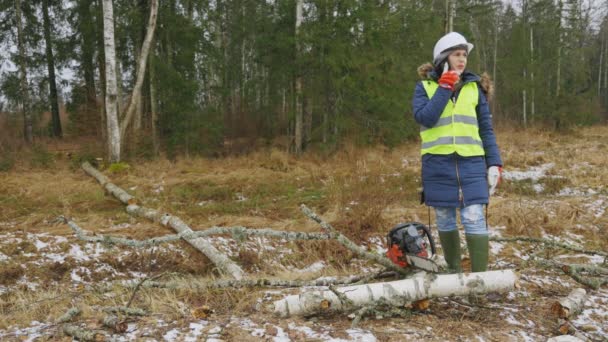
[488, 166, 502, 195]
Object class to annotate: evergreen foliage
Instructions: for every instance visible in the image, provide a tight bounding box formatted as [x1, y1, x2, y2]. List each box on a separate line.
[0, 0, 607, 155]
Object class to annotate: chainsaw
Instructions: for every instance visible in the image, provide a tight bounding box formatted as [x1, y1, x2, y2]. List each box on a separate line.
[386, 222, 441, 273]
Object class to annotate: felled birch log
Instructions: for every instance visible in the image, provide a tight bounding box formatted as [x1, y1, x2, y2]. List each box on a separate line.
[81, 162, 245, 280]
[300, 205, 414, 275]
[274, 269, 517, 317]
[551, 288, 587, 319]
[82, 162, 135, 204]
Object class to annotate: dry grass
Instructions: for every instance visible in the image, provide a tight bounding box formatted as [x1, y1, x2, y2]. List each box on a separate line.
[0, 125, 607, 339]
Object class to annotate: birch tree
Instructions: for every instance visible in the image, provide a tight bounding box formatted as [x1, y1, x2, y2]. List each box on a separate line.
[102, 0, 158, 162]
[102, 0, 120, 162]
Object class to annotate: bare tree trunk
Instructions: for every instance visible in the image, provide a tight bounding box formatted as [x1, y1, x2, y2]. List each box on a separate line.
[149, 48, 159, 155]
[604, 31, 608, 90]
[530, 26, 535, 122]
[42, 0, 62, 138]
[96, 0, 107, 144]
[78, 0, 98, 137]
[294, 0, 304, 155]
[446, 0, 455, 33]
[116, 61, 123, 117]
[119, 0, 158, 140]
[15, 0, 32, 144]
[102, 0, 121, 162]
[492, 24, 498, 116]
[556, 0, 563, 97]
[599, 37, 604, 98]
[522, 76, 527, 128]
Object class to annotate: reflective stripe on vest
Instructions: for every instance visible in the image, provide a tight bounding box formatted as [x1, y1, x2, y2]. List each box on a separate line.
[420, 81, 485, 156]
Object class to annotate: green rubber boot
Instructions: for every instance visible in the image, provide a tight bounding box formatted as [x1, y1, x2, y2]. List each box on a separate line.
[438, 230, 462, 273]
[466, 234, 489, 272]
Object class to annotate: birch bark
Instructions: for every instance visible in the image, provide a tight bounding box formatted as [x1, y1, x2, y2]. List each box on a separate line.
[102, 0, 121, 162]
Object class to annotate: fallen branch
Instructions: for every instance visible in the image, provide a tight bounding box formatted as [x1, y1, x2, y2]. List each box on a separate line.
[300, 205, 413, 276]
[59, 216, 329, 247]
[129, 274, 380, 290]
[273, 269, 517, 317]
[531, 260, 608, 289]
[81, 161, 245, 280]
[350, 298, 411, 328]
[103, 306, 147, 316]
[126, 272, 166, 308]
[101, 315, 127, 333]
[490, 236, 607, 258]
[56, 307, 81, 324]
[62, 324, 104, 341]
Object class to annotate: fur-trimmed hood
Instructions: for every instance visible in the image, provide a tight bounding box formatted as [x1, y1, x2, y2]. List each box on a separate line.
[417, 63, 494, 100]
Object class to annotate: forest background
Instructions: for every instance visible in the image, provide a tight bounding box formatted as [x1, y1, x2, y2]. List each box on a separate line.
[0, 0, 607, 163]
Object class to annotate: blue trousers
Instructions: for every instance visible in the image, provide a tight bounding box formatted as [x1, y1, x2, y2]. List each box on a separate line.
[434, 204, 488, 235]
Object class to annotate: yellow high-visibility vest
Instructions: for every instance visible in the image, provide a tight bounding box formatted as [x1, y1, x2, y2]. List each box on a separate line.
[420, 81, 485, 156]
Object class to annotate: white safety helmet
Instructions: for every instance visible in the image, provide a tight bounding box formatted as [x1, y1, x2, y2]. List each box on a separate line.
[433, 32, 474, 66]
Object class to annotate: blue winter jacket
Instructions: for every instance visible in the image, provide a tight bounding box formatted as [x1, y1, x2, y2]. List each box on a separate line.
[412, 68, 502, 207]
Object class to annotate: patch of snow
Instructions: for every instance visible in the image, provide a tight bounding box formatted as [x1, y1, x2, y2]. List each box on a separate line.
[163, 328, 180, 341]
[533, 184, 544, 193]
[110, 222, 131, 229]
[251, 328, 265, 337]
[367, 236, 386, 254]
[0, 321, 50, 341]
[502, 163, 554, 181]
[345, 328, 377, 341]
[489, 241, 504, 255]
[235, 193, 247, 201]
[503, 313, 523, 326]
[510, 247, 530, 261]
[0, 252, 8, 261]
[33, 239, 48, 250]
[570, 288, 608, 339]
[585, 198, 606, 218]
[185, 321, 207, 342]
[296, 261, 326, 273]
[70, 266, 91, 283]
[17, 275, 39, 291]
[558, 187, 598, 196]
[554, 253, 606, 264]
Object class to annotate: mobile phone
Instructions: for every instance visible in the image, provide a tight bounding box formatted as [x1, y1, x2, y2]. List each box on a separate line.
[443, 62, 449, 74]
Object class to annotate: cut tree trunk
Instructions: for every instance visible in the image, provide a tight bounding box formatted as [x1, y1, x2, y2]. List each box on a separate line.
[273, 269, 518, 317]
[551, 288, 586, 319]
[81, 162, 245, 280]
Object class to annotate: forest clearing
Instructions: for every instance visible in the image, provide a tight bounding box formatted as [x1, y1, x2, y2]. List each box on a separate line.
[0, 126, 606, 341]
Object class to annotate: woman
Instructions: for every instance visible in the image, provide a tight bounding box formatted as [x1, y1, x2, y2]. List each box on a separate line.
[412, 32, 502, 273]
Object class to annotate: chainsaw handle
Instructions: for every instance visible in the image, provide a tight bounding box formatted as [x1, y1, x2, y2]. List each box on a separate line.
[418, 224, 436, 256]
